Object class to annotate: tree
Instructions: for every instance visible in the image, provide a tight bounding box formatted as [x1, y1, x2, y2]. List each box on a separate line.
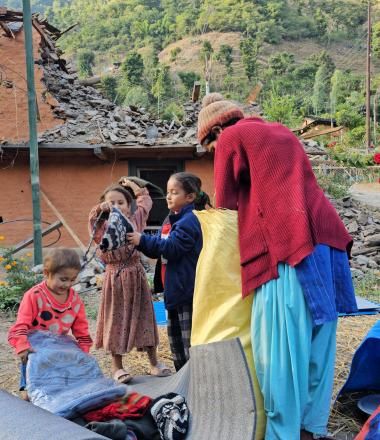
[77, 50, 95, 78]
[335, 103, 365, 129]
[199, 40, 214, 94]
[240, 37, 260, 83]
[122, 52, 145, 86]
[217, 44, 233, 75]
[152, 65, 172, 116]
[268, 52, 295, 75]
[262, 89, 298, 127]
[312, 64, 330, 115]
[374, 22, 380, 60]
[178, 71, 201, 91]
[309, 50, 335, 77]
[101, 76, 118, 102]
[123, 86, 150, 108]
[330, 69, 352, 117]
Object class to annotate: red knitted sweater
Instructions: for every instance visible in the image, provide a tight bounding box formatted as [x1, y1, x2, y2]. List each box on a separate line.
[214, 117, 353, 297]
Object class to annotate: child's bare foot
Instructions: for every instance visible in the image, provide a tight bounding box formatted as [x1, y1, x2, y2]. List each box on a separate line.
[20, 391, 29, 401]
[150, 361, 172, 377]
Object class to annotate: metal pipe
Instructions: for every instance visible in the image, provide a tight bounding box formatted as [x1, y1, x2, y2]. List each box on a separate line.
[22, 0, 43, 265]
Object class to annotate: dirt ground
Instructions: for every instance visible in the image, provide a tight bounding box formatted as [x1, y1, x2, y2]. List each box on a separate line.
[0, 313, 378, 437]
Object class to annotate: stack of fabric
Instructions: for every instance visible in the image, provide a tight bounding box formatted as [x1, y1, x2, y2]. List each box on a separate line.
[81, 392, 189, 440]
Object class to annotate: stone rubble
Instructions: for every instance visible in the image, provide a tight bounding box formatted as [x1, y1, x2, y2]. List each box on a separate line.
[38, 63, 321, 155]
[332, 195, 380, 279]
[38, 62, 202, 147]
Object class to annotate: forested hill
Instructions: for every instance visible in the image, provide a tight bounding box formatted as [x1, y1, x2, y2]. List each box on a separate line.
[49, 0, 371, 55]
[2, 0, 379, 134]
[2, 0, 68, 13]
[3, 1, 374, 55]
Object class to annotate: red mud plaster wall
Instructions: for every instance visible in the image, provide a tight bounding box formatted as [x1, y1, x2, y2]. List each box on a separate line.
[0, 28, 62, 142]
[185, 157, 215, 201]
[0, 154, 129, 247]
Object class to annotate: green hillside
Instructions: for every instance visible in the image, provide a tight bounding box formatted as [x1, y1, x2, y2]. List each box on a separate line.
[4, 0, 379, 147]
[2, 0, 69, 13]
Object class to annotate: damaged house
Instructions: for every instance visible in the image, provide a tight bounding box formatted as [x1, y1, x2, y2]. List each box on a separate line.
[0, 8, 212, 248]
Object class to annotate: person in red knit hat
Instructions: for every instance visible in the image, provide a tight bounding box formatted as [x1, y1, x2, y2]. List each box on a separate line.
[197, 93, 357, 440]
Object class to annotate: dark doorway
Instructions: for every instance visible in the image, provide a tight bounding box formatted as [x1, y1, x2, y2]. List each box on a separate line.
[129, 160, 184, 228]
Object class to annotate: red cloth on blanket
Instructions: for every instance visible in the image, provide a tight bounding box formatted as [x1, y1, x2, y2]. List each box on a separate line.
[355, 404, 380, 440]
[84, 393, 152, 422]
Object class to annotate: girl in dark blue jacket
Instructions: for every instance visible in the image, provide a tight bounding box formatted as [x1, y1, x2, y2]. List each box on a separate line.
[128, 172, 203, 371]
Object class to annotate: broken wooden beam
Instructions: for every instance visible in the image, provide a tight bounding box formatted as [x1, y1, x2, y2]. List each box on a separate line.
[32, 18, 56, 52]
[41, 190, 86, 252]
[11, 220, 63, 254]
[59, 22, 78, 38]
[0, 21, 14, 38]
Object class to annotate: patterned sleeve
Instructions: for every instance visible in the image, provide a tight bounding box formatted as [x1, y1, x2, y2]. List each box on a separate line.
[8, 289, 37, 354]
[71, 296, 93, 353]
[133, 188, 153, 233]
[88, 204, 107, 245]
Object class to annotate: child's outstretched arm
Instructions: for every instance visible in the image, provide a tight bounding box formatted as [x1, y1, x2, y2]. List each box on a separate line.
[70, 298, 93, 353]
[124, 180, 153, 233]
[129, 215, 201, 260]
[88, 204, 108, 244]
[8, 290, 38, 357]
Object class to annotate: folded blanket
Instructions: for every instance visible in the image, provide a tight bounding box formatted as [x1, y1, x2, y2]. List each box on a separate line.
[26, 331, 127, 418]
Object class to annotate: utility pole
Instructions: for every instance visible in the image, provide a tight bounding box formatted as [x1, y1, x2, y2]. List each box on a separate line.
[22, 0, 43, 265]
[365, 0, 372, 152]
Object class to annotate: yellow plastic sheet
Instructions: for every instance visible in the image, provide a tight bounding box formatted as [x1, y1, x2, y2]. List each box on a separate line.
[191, 209, 265, 440]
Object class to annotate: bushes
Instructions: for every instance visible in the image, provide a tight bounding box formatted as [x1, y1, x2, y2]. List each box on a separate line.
[122, 86, 150, 108]
[161, 102, 184, 121]
[0, 248, 42, 312]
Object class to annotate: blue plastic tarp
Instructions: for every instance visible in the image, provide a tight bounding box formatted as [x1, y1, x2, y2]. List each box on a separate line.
[338, 320, 380, 396]
[26, 331, 127, 419]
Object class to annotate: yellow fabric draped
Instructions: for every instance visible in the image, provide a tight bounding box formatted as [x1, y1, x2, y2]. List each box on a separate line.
[191, 209, 265, 440]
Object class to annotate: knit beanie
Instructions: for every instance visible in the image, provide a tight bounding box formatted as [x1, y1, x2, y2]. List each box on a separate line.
[197, 93, 244, 144]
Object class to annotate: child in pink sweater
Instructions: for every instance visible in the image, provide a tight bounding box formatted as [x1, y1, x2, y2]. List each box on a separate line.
[8, 248, 92, 397]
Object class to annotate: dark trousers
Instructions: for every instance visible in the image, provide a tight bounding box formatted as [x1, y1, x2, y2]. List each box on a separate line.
[167, 304, 193, 371]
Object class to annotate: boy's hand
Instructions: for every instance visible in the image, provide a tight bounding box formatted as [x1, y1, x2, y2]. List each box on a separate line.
[127, 232, 142, 246]
[18, 348, 34, 364]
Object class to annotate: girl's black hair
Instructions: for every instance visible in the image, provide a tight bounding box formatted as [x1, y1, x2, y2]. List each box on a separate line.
[99, 184, 133, 206]
[194, 191, 212, 210]
[170, 172, 201, 196]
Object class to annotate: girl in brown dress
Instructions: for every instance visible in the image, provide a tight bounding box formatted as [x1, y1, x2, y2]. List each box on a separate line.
[88, 179, 170, 383]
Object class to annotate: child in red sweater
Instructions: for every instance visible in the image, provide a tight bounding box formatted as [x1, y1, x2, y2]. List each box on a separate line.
[8, 248, 92, 398]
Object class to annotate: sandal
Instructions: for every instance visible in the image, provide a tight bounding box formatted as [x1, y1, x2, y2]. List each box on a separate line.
[113, 368, 133, 384]
[150, 362, 172, 377]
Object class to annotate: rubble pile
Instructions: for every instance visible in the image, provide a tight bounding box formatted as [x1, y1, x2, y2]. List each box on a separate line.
[333, 196, 380, 279]
[40, 63, 201, 146]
